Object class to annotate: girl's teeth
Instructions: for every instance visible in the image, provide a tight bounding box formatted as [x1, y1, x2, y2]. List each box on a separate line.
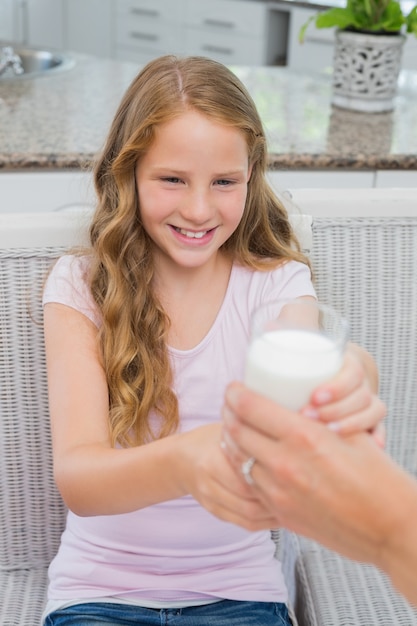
[178, 228, 207, 239]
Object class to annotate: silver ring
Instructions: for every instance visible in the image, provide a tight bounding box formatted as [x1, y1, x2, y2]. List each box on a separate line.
[241, 457, 256, 485]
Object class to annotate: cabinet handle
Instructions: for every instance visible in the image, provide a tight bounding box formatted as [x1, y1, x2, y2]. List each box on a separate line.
[202, 44, 234, 55]
[130, 8, 159, 18]
[129, 31, 159, 42]
[303, 36, 333, 45]
[203, 18, 235, 29]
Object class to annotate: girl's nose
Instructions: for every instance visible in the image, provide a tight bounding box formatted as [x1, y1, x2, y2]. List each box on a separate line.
[180, 188, 213, 224]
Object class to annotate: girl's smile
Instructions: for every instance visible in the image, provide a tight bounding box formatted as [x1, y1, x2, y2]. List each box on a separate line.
[169, 224, 217, 245]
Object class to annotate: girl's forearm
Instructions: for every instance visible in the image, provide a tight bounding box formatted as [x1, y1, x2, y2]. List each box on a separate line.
[54, 433, 187, 516]
[348, 342, 379, 393]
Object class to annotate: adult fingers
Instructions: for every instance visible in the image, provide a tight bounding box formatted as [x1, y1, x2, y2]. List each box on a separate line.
[224, 382, 301, 441]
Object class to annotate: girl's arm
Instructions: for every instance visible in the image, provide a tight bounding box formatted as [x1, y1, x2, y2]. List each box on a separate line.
[348, 342, 379, 392]
[44, 302, 186, 515]
[44, 302, 275, 525]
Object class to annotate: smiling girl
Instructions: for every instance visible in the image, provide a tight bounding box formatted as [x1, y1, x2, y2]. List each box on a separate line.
[42, 55, 383, 626]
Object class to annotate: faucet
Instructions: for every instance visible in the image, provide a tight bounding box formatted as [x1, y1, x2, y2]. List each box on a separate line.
[0, 46, 24, 77]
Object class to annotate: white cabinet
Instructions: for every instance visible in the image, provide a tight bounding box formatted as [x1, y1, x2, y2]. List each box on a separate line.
[0, 0, 16, 42]
[184, 0, 285, 66]
[66, 0, 112, 58]
[21, 0, 112, 57]
[267, 170, 417, 192]
[14, 0, 297, 69]
[375, 170, 417, 188]
[0, 0, 27, 43]
[286, 5, 335, 71]
[115, 0, 185, 64]
[185, 0, 265, 65]
[114, 0, 285, 67]
[25, 0, 65, 49]
[402, 37, 417, 72]
[0, 171, 95, 214]
[267, 170, 375, 192]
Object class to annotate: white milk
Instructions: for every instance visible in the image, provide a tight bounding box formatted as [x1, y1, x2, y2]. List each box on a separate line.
[245, 329, 343, 410]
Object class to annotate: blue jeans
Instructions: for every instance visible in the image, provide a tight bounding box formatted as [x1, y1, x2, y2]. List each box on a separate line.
[45, 600, 291, 626]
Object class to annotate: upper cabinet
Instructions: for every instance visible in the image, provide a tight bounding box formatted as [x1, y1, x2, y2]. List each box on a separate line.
[114, 0, 185, 64]
[183, 0, 286, 65]
[25, 0, 65, 49]
[0, 0, 24, 43]
[114, 0, 285, 66]
[0, 0, 14, 41]
[286, 5, 335, 72]
[66, 0, 112, 58]
[402, 37, 417, 71]
[23, 0, 112, 54]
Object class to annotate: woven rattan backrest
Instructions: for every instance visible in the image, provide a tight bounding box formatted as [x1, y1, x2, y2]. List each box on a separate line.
[311, 217, 417, 473]
[0, 209, 92, 570]
[0, 247, 68, 570]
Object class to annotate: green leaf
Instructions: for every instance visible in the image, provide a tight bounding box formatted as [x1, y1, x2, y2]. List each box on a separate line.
[298, 15, 315, 43]
[362, 0, 373, 19]
[380, 2, 405, 31]
[406, 6, 417, 35]
[298, 0, 417, 41]
[315, 8, 357, 29]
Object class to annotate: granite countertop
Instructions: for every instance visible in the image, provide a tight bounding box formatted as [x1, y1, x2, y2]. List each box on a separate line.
[1, 52, 417, 172]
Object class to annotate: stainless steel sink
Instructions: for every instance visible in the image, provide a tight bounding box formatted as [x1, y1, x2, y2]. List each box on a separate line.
[0, 46, 75, 80]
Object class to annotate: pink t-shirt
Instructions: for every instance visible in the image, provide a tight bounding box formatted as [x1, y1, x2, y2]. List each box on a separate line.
[42, 255, 315, 607]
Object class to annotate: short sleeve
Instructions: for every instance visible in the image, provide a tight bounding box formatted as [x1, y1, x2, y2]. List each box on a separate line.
[42, 255, 101, 327]
[267, 260, 316, 302]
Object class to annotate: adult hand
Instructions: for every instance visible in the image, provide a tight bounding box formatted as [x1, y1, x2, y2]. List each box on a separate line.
[221, 382, 403, 566]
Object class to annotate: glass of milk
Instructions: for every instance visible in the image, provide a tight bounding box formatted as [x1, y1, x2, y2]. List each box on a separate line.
[245, 298, 349, 411]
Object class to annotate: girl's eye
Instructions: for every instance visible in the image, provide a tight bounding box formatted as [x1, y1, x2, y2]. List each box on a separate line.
[216, 179, 234, 186]
[161, 177, 182, 184]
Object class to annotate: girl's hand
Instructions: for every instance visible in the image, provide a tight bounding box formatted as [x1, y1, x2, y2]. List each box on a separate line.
[301, 344, 386, 441]
[175, 423, 277, 531]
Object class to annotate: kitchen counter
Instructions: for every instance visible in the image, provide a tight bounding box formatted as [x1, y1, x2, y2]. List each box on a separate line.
[1, 53, 417, 172]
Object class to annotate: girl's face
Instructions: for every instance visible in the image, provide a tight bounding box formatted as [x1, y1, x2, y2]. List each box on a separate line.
[135, 109, 251, 274]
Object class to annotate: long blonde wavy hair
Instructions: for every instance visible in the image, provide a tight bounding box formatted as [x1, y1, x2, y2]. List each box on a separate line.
[88, 55, 309, 447]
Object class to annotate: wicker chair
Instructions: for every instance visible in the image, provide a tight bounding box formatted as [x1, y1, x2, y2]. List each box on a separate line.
[0, 211, 89, 625]
[1, 189, 417, 625]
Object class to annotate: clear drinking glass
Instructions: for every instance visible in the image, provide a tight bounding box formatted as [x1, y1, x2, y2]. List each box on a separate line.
[244, 298, 349, 411]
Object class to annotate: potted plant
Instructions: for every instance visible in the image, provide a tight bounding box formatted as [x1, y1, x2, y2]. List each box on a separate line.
[299, 0, 417, 112]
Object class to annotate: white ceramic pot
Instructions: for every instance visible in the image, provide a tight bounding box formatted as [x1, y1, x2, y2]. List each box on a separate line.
[332, 29, 405, 112]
